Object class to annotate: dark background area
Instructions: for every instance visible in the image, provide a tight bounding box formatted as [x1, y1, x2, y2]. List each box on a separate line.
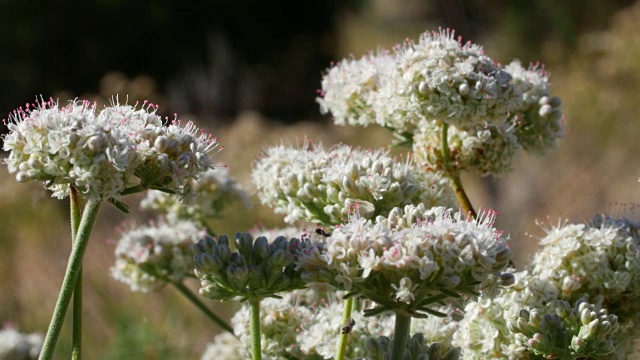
[0, 0, 633, 130]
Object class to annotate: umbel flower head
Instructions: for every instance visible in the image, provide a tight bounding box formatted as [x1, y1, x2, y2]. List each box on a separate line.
[296, 206, 513, 317]
[451, 270, 562, 359]
[508, 299, 620, 360]
[2, 97, 219, 201]
[317, 29, 563, 176]
[529, 215, 640, 322]
[213, 288, 396, 359]
[140, 166, 251, 226]
[252, 141, 455, 225]
[110, 220, 203, 292]
[194, 232, 306, 301]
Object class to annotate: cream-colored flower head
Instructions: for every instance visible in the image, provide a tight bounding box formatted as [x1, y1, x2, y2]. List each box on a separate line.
[317, 29, 564, 177]
[252, 141, 455, 225]
[111, 220, 203, 292]
[3, 97, 220, 201]
[296, 206, 513, 316]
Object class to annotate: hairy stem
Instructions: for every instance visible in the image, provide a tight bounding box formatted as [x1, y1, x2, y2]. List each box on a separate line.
[170, 280, 234, 335]
[336, 296, 355, 360]
[70, 188, 82, 360]
[390, 312, 412, 360]
[39, 200, 103, 360]
[249, 297, 262, 360]
[441, 122, 477, 219]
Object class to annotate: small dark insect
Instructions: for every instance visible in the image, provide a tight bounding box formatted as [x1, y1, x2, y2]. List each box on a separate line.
[315, 228, 332, 237]
[341, 318, 356, 334]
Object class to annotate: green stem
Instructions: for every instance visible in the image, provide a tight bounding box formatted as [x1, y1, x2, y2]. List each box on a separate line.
[70, 188, 82, 360]
[249, 297, 262, 360]
[170, 281, 234, 335]
[441, 122, 477, 219]
[390, 312, 412, 360]
[450, 173, 476, 219]
[335, 296, 354, 360]
[39, 200, 103, 360]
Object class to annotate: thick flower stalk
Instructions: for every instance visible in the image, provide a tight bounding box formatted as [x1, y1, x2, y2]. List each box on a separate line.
[507, 299, 619, 359]
[252, 141, 455, 225]
[111, 220, 203, 292]
[140, 167, 251, 227]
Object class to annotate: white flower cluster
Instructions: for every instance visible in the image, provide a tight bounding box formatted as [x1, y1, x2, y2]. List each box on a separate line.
[296, 206, 512, 313]
[140, 167, 250, 226]
[452, 272, 560, 359]
[111, 220, 203, 292]
[318, 51, 395, 128]
[530, 217, 640, 321]
[317, 29, 563, 176]
[2, 98, 219, 201]
[252, 142, 455, 225]
[453, 216, 640, 359]
[200, 332, 246, 360]
[210, 289, 395, 360]
[0, 326, 42, 360]
[412, 120, 520, 175]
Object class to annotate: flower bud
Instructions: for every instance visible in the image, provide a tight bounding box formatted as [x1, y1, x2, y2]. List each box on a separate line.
[235, 232, 254, 256]
[418, 81, 430, 95]
[252, 236, 270, 261]
[226, 264, 249, 291]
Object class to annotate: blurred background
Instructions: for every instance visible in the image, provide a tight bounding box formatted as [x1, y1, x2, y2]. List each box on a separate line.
[2, 0, 640, 358]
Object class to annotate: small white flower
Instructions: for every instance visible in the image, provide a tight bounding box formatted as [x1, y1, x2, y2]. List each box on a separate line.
[110, 220, 203, 292]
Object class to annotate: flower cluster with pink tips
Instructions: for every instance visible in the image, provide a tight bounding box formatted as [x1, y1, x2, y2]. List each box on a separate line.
[2, 97, 219, 201]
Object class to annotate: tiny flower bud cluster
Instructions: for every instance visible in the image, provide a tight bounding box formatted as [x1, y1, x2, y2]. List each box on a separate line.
[110, 220, 203, 292]
[296, 206, 512, 316]
[252, 142, 455, 225]
[194, 233, 306, 301]
[508, 299, 619, 359]
[361, 333, 460, 360]
[2, 98, 219, 201]
[0, 325, 43, 359]
[140, 167, 250, 226]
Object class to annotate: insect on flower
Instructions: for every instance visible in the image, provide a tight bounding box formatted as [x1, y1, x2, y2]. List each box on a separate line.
[341, 318, 356, 334]
[315, 228, 332, 237]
